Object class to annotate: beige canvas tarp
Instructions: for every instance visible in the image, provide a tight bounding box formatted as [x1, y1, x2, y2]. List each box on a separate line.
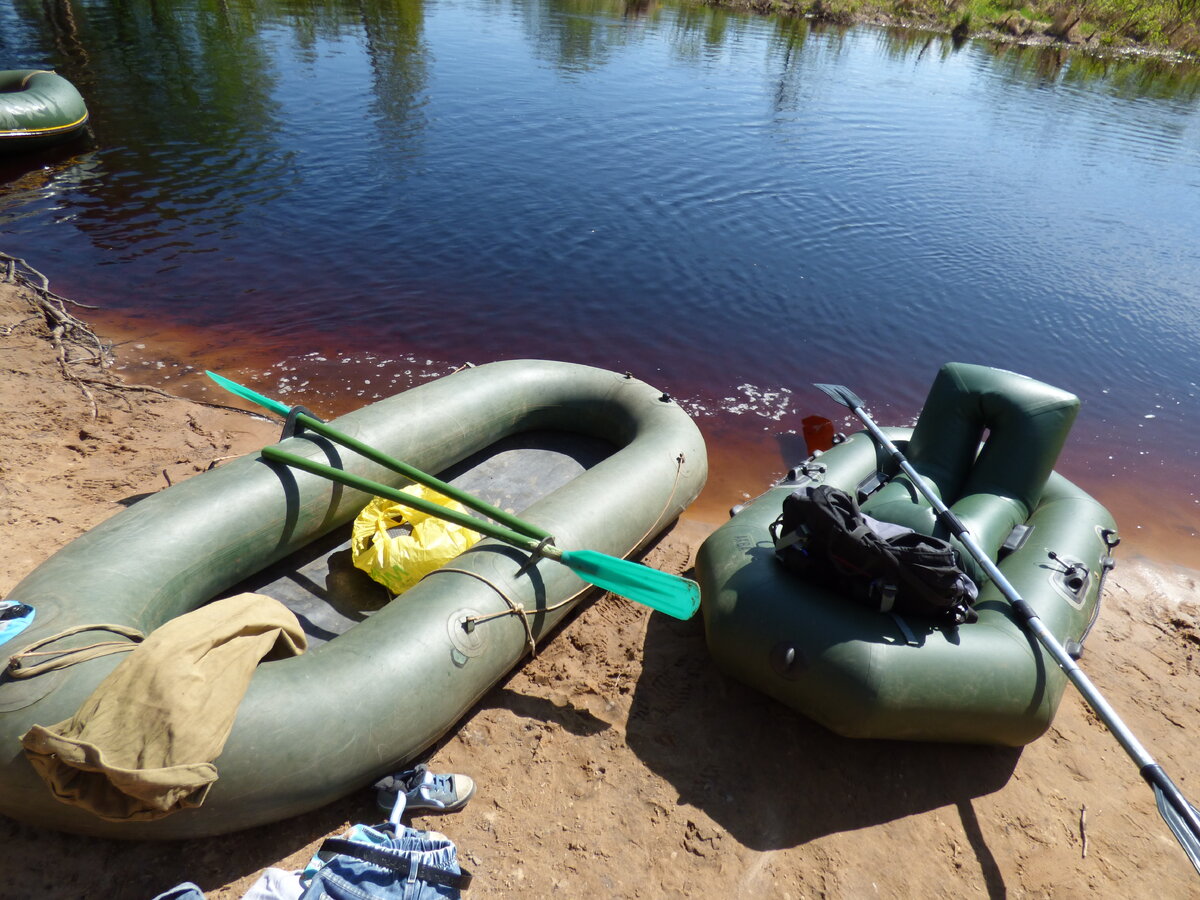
[20, 593, 306, 822]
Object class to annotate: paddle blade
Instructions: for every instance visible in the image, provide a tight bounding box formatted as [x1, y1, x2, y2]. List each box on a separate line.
[207, 370, 291, 417]
[1155, 782, 1200, 876]
[559, 550, 700, 621]
[813, 383, 865, 410]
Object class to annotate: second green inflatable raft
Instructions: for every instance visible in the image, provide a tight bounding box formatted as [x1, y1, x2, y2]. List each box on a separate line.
[697, 363, 1119, 746]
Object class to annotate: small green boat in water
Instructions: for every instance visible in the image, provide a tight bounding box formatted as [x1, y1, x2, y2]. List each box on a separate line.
[697, 363, 1118, 746]
[0, 360, 707, 838]
[0, 70, 89, 153]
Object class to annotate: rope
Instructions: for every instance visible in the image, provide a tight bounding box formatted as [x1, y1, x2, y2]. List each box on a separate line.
[7, 623, 145, 679]
[629, 452, 687, 555]
[424, 567, 544, 657]
[424, 450, 690, 646]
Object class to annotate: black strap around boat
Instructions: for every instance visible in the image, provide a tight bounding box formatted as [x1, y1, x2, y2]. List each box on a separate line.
[318, 838, 473, 890]
[280, 405, 324, 441]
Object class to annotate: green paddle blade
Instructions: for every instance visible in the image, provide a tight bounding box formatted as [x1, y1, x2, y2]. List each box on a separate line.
[560, 550, 700, 621]
[207, 370, 290, 416]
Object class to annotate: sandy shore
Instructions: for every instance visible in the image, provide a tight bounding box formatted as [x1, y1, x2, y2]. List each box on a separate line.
[2, 272, 1198, 898]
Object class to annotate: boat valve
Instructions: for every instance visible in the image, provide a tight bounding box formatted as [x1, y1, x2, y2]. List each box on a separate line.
[784, 461, 826, 483]
[769, 641, 805, 679]
[1047, 551, 1088, 594]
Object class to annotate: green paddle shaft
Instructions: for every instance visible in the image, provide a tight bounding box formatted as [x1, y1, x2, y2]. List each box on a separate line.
[259, 445, 701, 620]
[261, 446, 552, 556]
[207, 371, 552, 543]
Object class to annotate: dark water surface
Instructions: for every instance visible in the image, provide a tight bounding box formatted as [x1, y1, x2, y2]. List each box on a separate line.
[3, 0, 1200, 561]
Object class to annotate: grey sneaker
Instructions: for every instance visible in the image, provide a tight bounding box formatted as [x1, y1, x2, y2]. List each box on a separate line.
[375, 764, 476, 814]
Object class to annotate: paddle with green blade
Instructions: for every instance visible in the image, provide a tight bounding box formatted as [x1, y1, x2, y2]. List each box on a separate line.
[259, 445, 699, 620]
[815, 380, 1200, 878]
[206, 371, 698, 619]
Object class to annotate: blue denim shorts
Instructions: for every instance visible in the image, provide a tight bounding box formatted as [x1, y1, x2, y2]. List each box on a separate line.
[300, 826, 470, 900]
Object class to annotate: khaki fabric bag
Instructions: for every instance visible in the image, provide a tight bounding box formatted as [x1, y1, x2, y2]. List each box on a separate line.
[20, 592, 306, 822]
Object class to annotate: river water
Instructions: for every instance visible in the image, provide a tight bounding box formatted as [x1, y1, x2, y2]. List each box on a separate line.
[3, 0, 1199, 561]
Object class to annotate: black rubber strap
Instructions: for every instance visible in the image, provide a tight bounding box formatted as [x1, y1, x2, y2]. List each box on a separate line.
[280, 405, 324, 441]
[1141, 764, 1200, 837]
[318, 838, 473, 890]
[940, 509, 968, 538]
[1010, 597, 1039, 623]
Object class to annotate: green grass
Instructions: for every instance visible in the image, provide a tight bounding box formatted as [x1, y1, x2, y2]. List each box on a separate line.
[704, 0, 1200, 55]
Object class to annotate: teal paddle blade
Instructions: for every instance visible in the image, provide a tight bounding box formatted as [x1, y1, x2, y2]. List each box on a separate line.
[559, 550, 700, 621]
[206, 370, 290, 416]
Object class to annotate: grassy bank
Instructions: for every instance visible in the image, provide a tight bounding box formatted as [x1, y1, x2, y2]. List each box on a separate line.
[706, 0, 1200, 57]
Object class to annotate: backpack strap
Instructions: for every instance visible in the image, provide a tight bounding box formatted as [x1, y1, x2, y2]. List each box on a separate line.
[771, 519, 807, 553]
[889, 612, 920, 646]
[871, 580, 899, 613]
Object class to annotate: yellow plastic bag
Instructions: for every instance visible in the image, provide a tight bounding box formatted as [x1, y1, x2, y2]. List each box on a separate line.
[351, 486, 480, 594]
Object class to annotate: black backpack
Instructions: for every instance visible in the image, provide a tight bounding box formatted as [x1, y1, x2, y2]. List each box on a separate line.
[770, 484, 979, 626]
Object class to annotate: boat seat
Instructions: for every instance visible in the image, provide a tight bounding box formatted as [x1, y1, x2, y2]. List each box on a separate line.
[860, 362, 1079, 584]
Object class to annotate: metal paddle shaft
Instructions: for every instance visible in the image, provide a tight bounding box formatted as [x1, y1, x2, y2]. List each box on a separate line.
[815, 381, 1200, 876]
[259, 446, 701, 621]
[206, 371, 552, 543]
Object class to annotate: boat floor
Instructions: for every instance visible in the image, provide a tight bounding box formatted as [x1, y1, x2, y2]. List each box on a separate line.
[225, 431, 613, 646]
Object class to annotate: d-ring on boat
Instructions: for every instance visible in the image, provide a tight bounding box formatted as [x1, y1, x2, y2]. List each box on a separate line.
[0, 360, 707, 839]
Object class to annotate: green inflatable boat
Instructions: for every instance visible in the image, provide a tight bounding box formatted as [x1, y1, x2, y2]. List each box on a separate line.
[697, 363, 1119, 746]
[0, 70, 89, 153]
[0, 360, 707, 838]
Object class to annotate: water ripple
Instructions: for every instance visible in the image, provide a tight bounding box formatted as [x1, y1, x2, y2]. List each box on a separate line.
[3, 0, 1199, 552]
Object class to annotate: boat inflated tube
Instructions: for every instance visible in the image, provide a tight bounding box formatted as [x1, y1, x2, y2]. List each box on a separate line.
[0, 70, 89, 152]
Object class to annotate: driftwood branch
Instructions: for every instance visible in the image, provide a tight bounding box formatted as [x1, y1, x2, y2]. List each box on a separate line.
[1080, 804, 1088, 859]
[1, 252, 267, 421]
[2, 251, 112, 416]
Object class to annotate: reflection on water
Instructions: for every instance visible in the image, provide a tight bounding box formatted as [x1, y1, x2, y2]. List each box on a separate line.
[989, 41, 1200, 102]
[2, 0, 1200, 561]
